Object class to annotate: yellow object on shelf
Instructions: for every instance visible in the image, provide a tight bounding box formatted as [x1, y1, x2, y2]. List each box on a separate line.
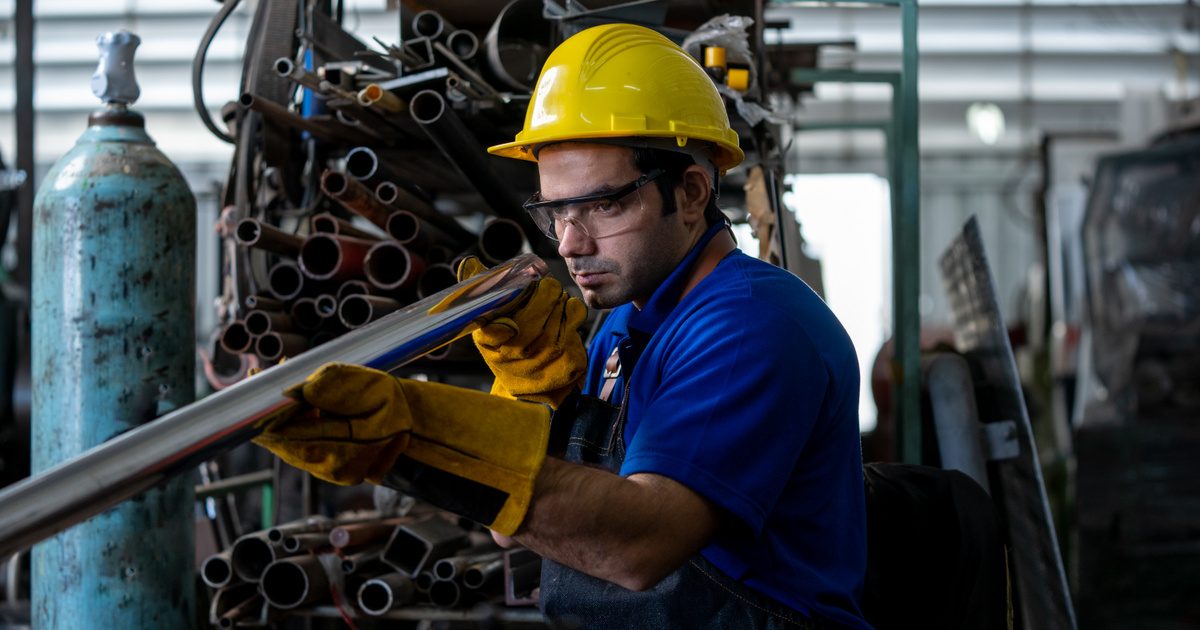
[726, 68, 751, 92]
[704, 46, 727, 69]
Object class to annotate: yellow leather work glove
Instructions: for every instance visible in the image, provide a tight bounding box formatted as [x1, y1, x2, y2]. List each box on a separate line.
[254, 363, 551, 536]
[457, 256, 587, 408]
[252, 363, 412, 486]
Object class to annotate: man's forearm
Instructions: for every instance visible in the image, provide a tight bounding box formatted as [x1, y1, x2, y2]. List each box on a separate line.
[506, 457, 717, 591]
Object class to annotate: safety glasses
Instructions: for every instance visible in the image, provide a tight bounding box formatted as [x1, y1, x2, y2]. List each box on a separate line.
[523, 168, 665, 241]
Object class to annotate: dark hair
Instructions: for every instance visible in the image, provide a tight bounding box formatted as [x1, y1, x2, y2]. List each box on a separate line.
[631, 147, 725, 226]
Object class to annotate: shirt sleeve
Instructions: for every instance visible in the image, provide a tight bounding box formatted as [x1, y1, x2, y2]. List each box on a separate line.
[618, 297, 830, 535]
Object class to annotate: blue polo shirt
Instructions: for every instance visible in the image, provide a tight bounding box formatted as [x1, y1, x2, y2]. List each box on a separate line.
[584, 224, 870, 628]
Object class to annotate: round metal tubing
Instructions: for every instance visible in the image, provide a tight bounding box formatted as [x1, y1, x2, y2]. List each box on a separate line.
[0, 255, 547, 558]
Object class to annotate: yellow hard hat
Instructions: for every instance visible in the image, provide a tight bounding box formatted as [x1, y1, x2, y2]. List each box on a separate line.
[488, 23, 744, 174]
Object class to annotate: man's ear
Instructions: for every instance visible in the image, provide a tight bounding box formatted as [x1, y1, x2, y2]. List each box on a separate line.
[676, 164, 712, 225]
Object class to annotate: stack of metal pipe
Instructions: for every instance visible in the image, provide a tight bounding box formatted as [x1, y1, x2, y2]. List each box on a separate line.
[224, 197, 525, 366]
[200, 512, 537, 626]
[200, 4, 562, 624]
[217, 6, 553, 370]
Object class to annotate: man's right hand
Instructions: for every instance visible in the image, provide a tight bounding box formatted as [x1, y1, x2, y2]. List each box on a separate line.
[253, 362, 414, 486]
[457, 256, 587, 409]
[254, 362, 554, 536]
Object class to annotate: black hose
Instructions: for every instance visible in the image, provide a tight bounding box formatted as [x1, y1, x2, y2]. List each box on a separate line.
[192, 0, 243, 144]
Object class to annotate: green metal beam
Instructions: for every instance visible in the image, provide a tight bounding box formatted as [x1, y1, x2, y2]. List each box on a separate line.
[896, 0, 921, 465]
[792, 120, 892, 133]
[781, 0, 922, 463]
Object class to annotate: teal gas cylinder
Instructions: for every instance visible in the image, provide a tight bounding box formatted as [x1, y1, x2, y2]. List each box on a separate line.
[30, 31, 196, 627]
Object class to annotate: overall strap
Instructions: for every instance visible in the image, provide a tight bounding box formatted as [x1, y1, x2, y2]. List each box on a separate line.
[597, 228, 737, 402]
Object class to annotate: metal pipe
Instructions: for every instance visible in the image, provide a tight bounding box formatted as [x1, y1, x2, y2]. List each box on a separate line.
[268, 261, 306, 301]
[345, 147, 438, 216]
[299, 233, 375, 282]
[336, 279, 372, 301]
[0, 255, 547, 558]
[381, 517, 470, 577]
[357, 83, 406, 113]
[289, 297, 325, 331]
[255, 332, 309, 362]
[463, 557, 504, 590]
[446, 72, 490, 102]
[231, 533, 281, 582]
[387, 208, 467, 251]
[329, 519, 406, 549]
[431, 41, 500, 99]
[216, 592, 263, 629]
[398, 36, 436, 70]
[340, 547, 384, 574]
[273, 56, 323, 92]
[418, 263, 458, 298]
[219, 320, 253, 354]
[429, 578, 462, 608]
[240, 93, 375, 146]
[244, 309, 293, 335]
[504, 548, 541, 606]
[483, 0, 549, 92]
[478, 217, 527, 265]
[433, 550, 501, 581]
[339, 294, 404, 329]
[364, 241, 425, 291]
[358, 573, 416, 616]
[409, 90, 543, 250]
[260, 554, 334, 610]
[373, 180, 475, 246]
[281, 533, 329, 554]
[209, 583, 257, 626]
[414, 571, 435, 594]
[445, 30, 479, 61]
[236, 218, 304, 257]
[266, 514, 343, 542]
[321, 169, 395, 229]
[411, 9, 447, 39]
[245, 294, 285, 311]
[311, 212, 381, 240]
[201, 550, 235, 589]
[315, 294, 339, 319]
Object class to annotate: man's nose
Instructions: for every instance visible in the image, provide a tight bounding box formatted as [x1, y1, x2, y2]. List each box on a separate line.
[556, 220, 593, 258]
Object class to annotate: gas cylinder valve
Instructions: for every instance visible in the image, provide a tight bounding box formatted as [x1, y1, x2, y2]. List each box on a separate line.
[90, 30, 141, 108]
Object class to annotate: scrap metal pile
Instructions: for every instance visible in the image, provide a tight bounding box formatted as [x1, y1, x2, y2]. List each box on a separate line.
[201, 510, 543, 626]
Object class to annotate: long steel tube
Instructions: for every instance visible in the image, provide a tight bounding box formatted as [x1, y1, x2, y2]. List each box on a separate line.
[478, 217, 527, 265]
[408, 89, 546, 254]
[0, 255, 547, 558]
[364, 241, 425, 291]
[358, 573, 416, 616]
[321, 169, 396, 229]
[236, 218, 304, 257]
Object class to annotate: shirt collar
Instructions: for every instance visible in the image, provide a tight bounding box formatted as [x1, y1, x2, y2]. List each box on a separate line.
[626, 221, 729, 337]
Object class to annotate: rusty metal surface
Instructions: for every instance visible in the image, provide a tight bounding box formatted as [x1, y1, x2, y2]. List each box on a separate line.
[30, 111, 197, 627]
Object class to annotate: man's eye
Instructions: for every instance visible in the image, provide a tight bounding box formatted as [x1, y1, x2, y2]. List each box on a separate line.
[590, 200, 619, 216]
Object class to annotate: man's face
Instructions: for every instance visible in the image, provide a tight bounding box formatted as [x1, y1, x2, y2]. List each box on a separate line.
[537, 143, 691, 309]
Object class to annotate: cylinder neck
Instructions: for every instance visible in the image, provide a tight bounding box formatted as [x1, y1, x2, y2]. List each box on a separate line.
[88, 104, 144, 128]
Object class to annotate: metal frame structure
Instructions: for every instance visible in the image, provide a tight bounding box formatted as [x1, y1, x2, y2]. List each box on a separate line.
[781, 0, 920, 463]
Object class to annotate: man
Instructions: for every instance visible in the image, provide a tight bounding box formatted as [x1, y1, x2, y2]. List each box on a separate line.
[257, 23, 870, 629]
